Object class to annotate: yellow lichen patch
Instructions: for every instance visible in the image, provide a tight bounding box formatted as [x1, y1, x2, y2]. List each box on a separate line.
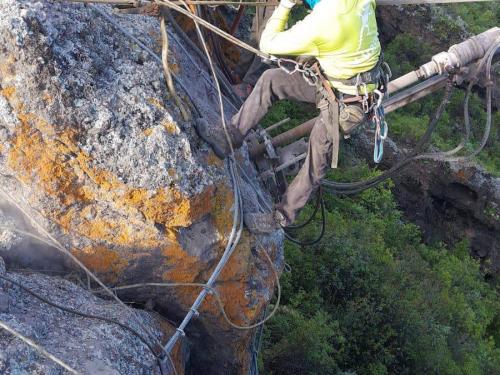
[72, 245, 129, 284]
[0, 86, 15, 100]
[147, 97, 165, 110]
[161, 241, 201, 283]
[162, 120, 177, 134]
[211, 183, 235, 240]
[143, 128, 153, 137]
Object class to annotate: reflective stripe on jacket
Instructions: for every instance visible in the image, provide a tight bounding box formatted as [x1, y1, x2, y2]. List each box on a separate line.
[260, 0, 381, 95]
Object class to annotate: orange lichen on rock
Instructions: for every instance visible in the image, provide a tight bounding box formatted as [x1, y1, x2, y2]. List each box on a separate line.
[163, 120, 178, 134]
[72, 245, 130, 284]
[207, 233, 260, 325]
[147, 97, 165, 110]
[0, 86, 16, 100]
[124, 185, 216, 228]
[168, 62, 180, 75]
[162, 241, 202, 283]
[8, 122, 92, 205]
[211, 183, 235, 241]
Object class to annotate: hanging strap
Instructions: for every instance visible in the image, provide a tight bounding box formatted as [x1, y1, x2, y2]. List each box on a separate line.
[313, 63, 341, 169]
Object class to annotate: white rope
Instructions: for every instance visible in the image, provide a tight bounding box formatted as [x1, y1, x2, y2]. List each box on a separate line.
[0, 187, 164, 366]
[0, 319, 80, 374]
[161, 0, 249, 357]
[89, 4, 199, 110]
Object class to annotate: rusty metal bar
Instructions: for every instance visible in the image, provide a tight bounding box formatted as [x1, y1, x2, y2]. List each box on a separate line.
[384, 74, 449, 113]
[250, 118, 316, 158]
[266, 117, 290, 132]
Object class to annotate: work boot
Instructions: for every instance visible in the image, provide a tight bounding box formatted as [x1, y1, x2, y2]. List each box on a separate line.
[243, 209, 287, 234]
[195, 118, 240, 159]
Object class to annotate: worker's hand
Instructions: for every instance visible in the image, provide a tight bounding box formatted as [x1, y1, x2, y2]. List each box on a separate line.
[280, 0, 297, 9]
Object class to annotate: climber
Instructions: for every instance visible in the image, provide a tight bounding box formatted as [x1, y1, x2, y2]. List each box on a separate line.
[196, 0, 383, 233]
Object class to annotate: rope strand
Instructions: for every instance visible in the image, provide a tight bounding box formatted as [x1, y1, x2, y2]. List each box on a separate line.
[0, 319, 80, 374]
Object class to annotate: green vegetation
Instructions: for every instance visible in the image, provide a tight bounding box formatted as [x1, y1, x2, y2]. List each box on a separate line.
[434, 4, 500, 37]
[257, 4, 499, 374]
[260, 166, 500, 374]
[384, 33, 500, 176]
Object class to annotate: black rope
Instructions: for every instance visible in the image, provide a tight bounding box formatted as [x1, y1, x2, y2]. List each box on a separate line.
[285, 187, 323, 230]
[283, 189, 326, 246]
[322, 40, 497, 196]
[0, 274, 164, 362]
[321, 77, 455, 195]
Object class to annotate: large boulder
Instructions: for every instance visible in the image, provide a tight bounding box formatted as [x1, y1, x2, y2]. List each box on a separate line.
[0, 256, 186, 374]
[0, 1, 283, 374]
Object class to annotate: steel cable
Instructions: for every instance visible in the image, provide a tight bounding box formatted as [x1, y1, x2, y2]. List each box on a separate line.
[0, 274, 162, 360]
[0, 188, 170, 371]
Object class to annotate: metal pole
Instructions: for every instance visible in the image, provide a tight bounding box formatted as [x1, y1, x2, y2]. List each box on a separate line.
[249, 75, 450, 157]
[266, 117, 291, 133]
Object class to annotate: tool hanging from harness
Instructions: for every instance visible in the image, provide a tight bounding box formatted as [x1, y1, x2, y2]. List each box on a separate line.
[304, 55, 392, 167]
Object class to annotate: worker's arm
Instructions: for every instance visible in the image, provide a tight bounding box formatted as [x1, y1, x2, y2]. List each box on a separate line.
[259, 3, 320, 56]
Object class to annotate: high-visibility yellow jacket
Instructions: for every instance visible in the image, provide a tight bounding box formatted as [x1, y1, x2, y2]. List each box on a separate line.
[260, 0, 381, 95]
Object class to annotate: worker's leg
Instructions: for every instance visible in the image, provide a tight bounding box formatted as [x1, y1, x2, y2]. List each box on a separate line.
[196, 68, 316, 158]
[231, 68, 317, 139]
[276, 116, 332, 225]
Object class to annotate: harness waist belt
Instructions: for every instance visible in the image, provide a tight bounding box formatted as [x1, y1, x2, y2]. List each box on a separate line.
[325, 57, 383, 88]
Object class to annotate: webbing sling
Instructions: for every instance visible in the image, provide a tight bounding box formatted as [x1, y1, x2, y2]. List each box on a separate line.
[314, 64, 341, 168]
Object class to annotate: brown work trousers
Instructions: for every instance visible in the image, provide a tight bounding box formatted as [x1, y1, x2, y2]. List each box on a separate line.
[230, 68, 361, 224]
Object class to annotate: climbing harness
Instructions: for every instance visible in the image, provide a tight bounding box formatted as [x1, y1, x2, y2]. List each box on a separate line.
[2, 2, 497, 375]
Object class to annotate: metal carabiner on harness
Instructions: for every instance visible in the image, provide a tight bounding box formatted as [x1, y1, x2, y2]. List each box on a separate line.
[277, 58, 302, 75]
[372, 90, 388, 163]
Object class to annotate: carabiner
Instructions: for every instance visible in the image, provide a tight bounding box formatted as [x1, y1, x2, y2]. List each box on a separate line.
[277, 58, 300, 75]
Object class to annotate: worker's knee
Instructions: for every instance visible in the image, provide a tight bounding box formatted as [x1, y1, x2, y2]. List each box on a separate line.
[257, 68, 283, 87]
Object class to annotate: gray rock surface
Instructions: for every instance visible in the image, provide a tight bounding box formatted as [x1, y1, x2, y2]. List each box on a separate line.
[0, 1, 283, 374]
[0, 256, 186, 375]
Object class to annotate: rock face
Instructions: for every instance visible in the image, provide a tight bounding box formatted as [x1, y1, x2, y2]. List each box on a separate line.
[0, 257, 186, 375]
[352, 132, 500, 276]
[0, 1, 283, 374]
